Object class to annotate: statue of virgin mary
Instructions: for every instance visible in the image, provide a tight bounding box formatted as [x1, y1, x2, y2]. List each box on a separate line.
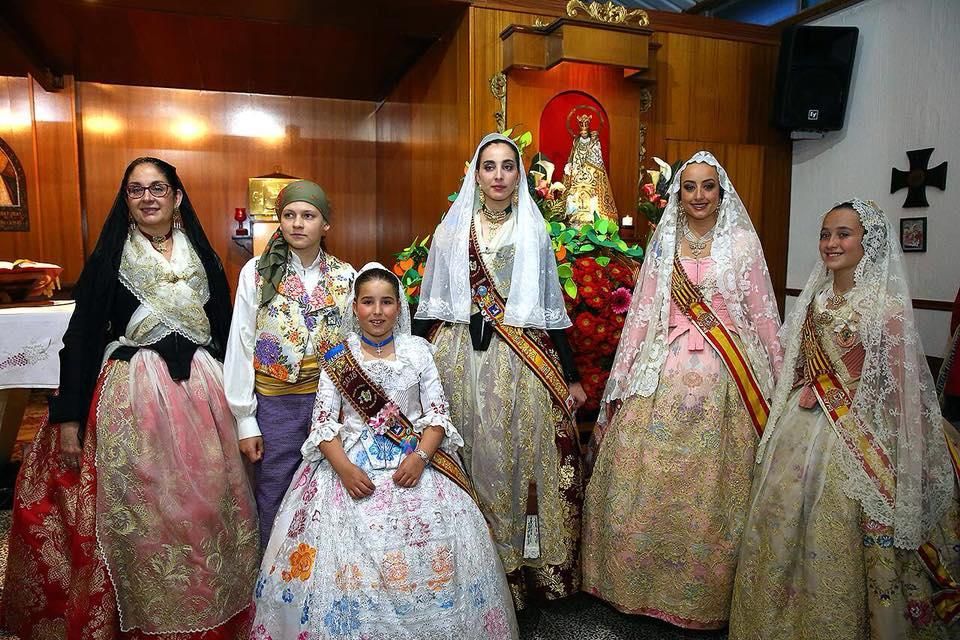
[562, 114, 618, 226]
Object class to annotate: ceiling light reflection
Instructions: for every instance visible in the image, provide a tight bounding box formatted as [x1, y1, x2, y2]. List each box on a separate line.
[0, 108, 31, 131]
[172, 116, 207, 141]
[85, 114, 122, 135]
[230, 108, 284, 141]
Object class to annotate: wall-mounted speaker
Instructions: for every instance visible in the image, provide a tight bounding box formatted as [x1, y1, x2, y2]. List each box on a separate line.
[773, 25, 859, 132]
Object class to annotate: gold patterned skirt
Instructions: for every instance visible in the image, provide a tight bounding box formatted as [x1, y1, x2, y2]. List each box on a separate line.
[581, 334, 757, 629]
[3, 350, 259, 639]
[729, 389, 960, 640]
[431, 322, 583, 609]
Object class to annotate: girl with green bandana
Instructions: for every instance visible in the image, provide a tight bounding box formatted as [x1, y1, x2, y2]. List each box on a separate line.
[225, 179, 355, 545]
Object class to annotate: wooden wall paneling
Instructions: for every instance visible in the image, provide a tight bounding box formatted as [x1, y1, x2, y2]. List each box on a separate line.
[29, 75, 84, 282]
[0, 76, 40, 267]
[470, 7, 541, 144]
[658, 33, 781, 147]
[376, 97, 413, 267]
[507, 63, 643, 223]
[745, 42, 781, 146]
[0, 75, 84, 283]
[664, 140, 764, 228]
[77, 83, 378, 295]
[760, 140, 792, 306]
[376, 13, 472, 264]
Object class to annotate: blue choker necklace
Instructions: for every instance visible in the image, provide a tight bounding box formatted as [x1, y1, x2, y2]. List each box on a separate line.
[360, 333, 395, 355]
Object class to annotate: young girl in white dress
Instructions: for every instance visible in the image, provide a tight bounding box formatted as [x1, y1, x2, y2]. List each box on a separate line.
[251, 262, 518, 640]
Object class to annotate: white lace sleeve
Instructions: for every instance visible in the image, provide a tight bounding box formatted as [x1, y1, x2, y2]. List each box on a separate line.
[301, 370, 344, 462]
[412, 339, 464, 451]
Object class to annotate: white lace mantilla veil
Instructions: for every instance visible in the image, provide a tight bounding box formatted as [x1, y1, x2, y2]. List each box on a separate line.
[341, 261, 412, 337]
[599, 150, 781, 424]
[414, 132, 571, 330]
[757, 198, 953, 549]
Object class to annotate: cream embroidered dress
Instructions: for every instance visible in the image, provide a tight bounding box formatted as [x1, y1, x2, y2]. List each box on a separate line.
[251, 334, 518, 640]
[432, 212, 580, 583]
[416, 134, 582, 607]
[729, 200, 960, 640]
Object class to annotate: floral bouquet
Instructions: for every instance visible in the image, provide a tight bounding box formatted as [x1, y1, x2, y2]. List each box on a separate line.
[563, 256, 637, 413]
[637, 157, 680, 226]
[392, 236, 430, 306]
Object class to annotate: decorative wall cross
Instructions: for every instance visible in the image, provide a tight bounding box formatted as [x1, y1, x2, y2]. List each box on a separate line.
[890, 148, 948, 208]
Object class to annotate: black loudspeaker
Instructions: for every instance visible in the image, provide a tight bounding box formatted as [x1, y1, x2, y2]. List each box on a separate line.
[773, 25, 859, 131]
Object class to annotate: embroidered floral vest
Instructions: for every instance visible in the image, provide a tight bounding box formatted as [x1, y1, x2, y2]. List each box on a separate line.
[253, 253, 354, 383]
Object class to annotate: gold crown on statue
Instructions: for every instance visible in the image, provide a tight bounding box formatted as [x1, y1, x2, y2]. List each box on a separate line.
[577, 113, 593, 135]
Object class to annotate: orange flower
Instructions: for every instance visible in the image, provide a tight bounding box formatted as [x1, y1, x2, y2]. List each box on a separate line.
[334, 563, 362, 592]
[399, 258, 414, 272]
[392, 263, 405, 277]
[268, 364, 289, 381]
[282, 543, 317, 582]
[555, 245, 567, 261]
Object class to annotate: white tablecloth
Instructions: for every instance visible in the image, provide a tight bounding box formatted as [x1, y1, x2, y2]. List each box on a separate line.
[0, 301, 74, 389]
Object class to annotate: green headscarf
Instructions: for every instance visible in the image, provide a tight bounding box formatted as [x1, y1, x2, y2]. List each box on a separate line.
[257, 179, 331, 306]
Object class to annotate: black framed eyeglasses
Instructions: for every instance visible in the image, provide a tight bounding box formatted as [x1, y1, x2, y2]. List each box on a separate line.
[126, 182, 171, 199]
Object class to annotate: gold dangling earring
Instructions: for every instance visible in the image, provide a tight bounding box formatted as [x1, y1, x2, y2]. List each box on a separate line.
[512, 187, 519, 209]
[173, 207, 183, 231]
[478, 187, 486, 208]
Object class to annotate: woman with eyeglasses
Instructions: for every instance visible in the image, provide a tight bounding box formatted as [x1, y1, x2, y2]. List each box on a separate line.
[2, 157, 259, 639]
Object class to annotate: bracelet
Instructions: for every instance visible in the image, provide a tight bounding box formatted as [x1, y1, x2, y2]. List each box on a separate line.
[413, 447, 431, 466]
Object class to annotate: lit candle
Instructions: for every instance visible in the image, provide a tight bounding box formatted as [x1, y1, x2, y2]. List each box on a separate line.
[621, 215, 634, 227]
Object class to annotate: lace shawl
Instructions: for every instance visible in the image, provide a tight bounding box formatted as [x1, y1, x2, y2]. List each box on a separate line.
[118, 229, 211, 346]
[600, 151, 783, 423]
[415, 133, 571, 330]
[758, 198, 953, 549]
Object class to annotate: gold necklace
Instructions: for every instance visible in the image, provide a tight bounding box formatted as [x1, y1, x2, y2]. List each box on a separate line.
[826, 287, 850, 310]
[481, 204, 510, 226]
[140, 227, 173, 253]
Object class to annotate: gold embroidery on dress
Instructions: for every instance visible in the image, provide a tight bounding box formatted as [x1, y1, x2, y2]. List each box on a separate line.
[93, 360, 258, 632]
[119, 231, 211, 346]
[431, 323, 576, 576]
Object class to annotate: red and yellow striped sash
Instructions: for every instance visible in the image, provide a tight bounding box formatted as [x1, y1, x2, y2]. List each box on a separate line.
[670, 255, 769, 437]
[801, 309, 897, 505]
[323, 341, 478, 504]
[917, 542, 960, 625]
[468, 222, 572, 419]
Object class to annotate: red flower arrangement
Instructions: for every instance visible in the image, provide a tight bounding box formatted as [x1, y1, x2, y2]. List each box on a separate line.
[564, 256, 637, 413]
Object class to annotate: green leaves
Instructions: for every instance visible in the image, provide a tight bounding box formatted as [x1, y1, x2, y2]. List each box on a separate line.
[546, 213, 645, 300]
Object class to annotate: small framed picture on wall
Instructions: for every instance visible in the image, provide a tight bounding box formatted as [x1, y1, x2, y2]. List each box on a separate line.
[900, 217, 927, 252]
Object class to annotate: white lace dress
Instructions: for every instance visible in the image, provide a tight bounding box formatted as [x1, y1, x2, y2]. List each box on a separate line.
[251, 334, 518, 640]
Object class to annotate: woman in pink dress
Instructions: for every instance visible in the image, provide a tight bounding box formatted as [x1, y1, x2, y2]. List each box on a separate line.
[581, 151, 783, 629]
